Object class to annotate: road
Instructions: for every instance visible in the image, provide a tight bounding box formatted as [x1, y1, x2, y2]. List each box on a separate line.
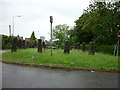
[1, 50, 119, 88]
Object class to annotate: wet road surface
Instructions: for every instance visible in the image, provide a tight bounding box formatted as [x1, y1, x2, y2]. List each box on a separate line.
[1, 50, 118, 88]
[2, 63, 118, 88]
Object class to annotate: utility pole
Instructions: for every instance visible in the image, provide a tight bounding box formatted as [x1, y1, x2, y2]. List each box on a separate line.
[9, 25, 11, 36]
[50, 16, 53, 56]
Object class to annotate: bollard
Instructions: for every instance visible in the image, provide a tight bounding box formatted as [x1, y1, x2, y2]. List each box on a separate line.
[89, 41, 95, 55]
[17, 39, 22, 48]
[22, 40, 26, 49]
[26, 41, 30, 48]
[43, 41, 46, 50]
[82, 42, 86, 52]
[11, 37, 17, 52]
[64, 40, 70, 54]
[75, 43, 80, 50]
[38, 39, 42, 53]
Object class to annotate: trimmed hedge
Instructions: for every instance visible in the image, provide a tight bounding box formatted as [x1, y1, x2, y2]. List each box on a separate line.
[84, 45, 114, 55]
[95, 45, 114, 55]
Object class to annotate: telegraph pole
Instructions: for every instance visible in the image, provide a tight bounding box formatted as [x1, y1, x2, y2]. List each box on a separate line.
[9, 25, 11, 36]
[50, 16, 53, 56]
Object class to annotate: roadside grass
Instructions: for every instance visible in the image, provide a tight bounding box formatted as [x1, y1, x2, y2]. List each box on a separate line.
[0, 54, 2, 59]
[2, 48, 118, 70]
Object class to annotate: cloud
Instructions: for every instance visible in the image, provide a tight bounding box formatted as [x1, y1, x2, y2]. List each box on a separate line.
[0, 0, 90, 40]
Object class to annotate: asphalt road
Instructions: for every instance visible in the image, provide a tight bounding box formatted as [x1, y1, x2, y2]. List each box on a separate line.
[1, 50, 119, 88]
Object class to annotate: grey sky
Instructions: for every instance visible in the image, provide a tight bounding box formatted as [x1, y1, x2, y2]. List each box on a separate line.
[0, 0, 90, 40]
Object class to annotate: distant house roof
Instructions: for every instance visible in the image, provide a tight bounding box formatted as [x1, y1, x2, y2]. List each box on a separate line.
[25, 38, 30, 42]
[14, 35, 23, 40]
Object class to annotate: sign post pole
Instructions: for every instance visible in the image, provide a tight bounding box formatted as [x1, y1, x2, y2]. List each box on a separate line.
[117, 30, 120, 56]
[117, 40, 119, 56]
[50, 16, 53, 56]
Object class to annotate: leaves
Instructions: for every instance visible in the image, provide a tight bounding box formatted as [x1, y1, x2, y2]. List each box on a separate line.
[29, 31, 37, 48]
[53, 24, 70, 45]
[73, 1, 120, 45]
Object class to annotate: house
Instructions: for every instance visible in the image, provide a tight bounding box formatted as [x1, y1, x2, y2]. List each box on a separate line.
[25, 38, 30, 42]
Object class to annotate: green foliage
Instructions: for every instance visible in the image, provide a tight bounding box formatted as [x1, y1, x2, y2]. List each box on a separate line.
[53, 24, 70, 48]
[2, 49, 118, 70]
[72, 1, 120, 45]
[29, 31, 37, 48]
[82, 45, 114, 55]
[2, 35, 13, 49]
[95, 45, 114, 55]
[30, 31, 36, 40]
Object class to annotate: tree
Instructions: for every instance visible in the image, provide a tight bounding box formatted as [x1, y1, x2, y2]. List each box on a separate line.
[30, 31, 36, 40]
[73, 1, 120, 45]
[53, 24, 70, 47]
[29, 31, 37, 48]
[2, 35, 13, 49]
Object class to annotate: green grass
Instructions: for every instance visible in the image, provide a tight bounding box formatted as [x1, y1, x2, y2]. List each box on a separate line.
[2, 48, 119, 70]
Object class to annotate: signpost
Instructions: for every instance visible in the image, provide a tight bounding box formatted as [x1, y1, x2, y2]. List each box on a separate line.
[117, 30, 120, 56]
[50, 16, 53, 56]
[40, 36, 45, 41]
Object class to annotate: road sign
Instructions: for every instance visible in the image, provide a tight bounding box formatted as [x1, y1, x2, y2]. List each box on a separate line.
[40, 36, 45, 40]
[50, 16, 53, 23]
[118, 31, 120, 40]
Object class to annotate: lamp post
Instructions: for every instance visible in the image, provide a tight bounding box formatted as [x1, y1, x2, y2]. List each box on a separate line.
[12, 15, 21, 36]
[50, 16, 53, 56]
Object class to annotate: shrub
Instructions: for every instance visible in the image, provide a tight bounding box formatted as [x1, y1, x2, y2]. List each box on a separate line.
[95, 45, 114, 55]
[80, 44, 114, 55]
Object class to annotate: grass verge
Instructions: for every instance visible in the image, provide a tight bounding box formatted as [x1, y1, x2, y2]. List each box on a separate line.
[2, 48, 118, 70]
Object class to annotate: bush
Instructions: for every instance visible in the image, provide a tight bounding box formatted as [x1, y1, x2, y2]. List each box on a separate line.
[2, 43, 12, 49]
[80, 44, 114, 55]
[95, 45, 114, 55]
[2, 35, 12, 49]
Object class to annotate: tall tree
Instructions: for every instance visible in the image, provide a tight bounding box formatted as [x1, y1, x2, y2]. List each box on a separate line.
[73, 1, 120, 45]
[29, 31, 37, 48]
[30, 31, 36, 40]
[53, 24, 70, 47]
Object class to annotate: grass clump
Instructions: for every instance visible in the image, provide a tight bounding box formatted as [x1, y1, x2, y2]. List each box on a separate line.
[2, 48, 118, 70]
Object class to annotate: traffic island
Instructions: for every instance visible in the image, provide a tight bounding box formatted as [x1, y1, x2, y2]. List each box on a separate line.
[1, 59, 119, 73]
[1, 49, 119, 73]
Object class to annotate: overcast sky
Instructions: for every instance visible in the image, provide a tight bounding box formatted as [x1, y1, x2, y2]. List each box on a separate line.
[0, 0, 90, 40]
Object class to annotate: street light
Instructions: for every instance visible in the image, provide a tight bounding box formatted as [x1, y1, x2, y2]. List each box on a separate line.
[12, 15, 22, 36]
